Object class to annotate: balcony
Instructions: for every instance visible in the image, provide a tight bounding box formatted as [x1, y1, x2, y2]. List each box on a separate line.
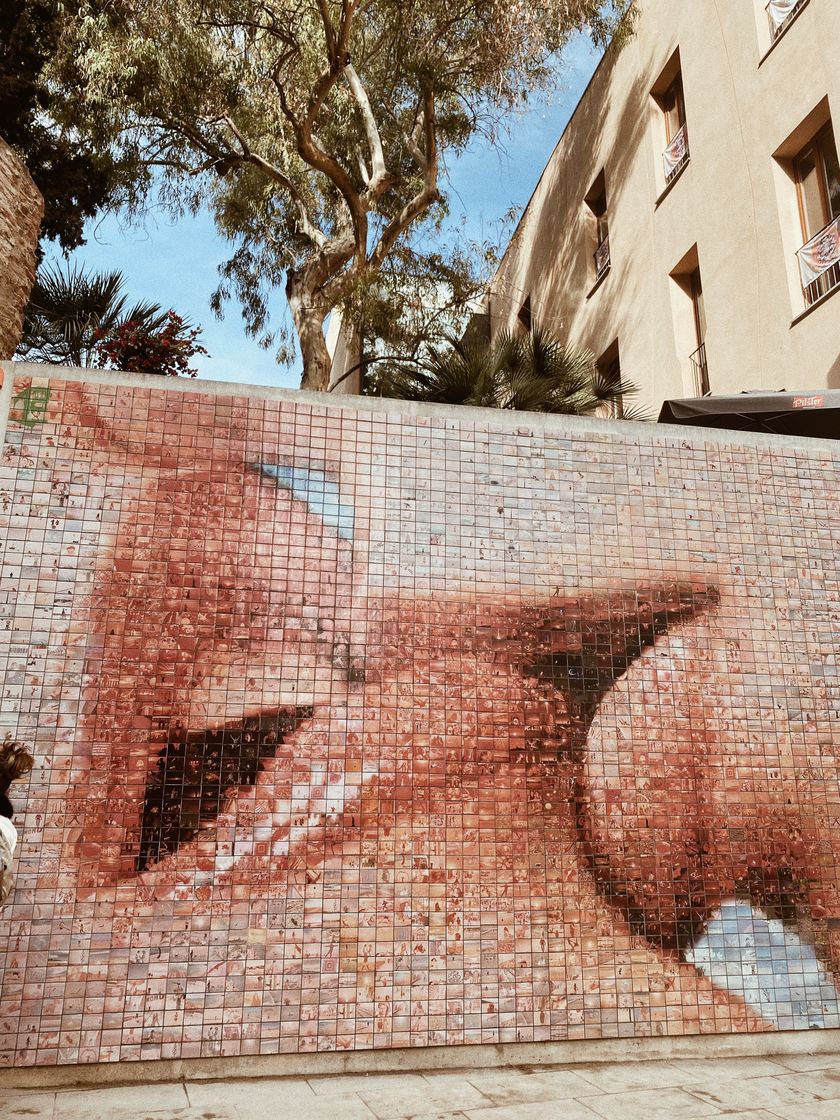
[663, 124, 689, 185]
[689, 342, 709, 396]
[594, 233, 610, 281]
[797, 215, 840, 307]
[766, 0, 807, 42]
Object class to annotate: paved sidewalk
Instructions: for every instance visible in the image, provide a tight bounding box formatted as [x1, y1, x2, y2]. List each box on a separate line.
[5, 1050, 840, 1120]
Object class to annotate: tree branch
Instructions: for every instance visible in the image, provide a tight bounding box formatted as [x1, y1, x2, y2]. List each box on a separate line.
[369, 84, 440, 270]
[220, 115, 327, 249]
[344, 62, 390, 200]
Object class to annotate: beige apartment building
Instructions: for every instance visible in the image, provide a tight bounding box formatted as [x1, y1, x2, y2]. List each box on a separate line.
[488, 0, 840, 415]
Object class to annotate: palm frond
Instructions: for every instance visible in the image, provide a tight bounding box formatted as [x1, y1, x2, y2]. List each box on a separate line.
[16, 263, 165, 367]
[372, 322, 649, 422]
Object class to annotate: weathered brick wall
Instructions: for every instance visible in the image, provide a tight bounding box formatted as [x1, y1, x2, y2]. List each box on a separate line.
[0, 138, 43, 360]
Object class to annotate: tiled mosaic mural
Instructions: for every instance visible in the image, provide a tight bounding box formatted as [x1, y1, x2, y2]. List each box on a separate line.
[1, 370, 840, 1067]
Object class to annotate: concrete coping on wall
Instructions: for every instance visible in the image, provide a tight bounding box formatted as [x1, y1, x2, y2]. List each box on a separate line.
[2, 361, 839, 459]
[0, 1027, 839, 1090]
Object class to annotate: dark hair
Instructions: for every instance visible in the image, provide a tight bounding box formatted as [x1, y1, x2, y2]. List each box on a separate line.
[0, 738, 34, 795]
[0, 791, 13, 821]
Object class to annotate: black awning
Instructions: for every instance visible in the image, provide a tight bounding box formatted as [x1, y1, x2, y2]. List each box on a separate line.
[658, 390, 840, 438]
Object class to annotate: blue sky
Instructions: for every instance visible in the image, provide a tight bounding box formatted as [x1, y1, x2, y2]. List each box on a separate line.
[45, 37, 601, 388]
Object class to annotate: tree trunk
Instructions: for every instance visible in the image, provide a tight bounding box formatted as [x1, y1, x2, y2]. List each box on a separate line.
[288, 273, 332, 392]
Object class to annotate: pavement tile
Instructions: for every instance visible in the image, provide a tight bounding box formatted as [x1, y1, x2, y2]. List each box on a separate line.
[5, 1092, 57, 1119]
[773, 1068, 840, 1098]
[685, 1073, 829, 1113]
[53, 1109, 235, 1120]
[464, 1067, 604, 1105]
[770, 1054, 840, 1073]
[418, 1073, 495, 1096]
[697, 1114, 783, 1120]
[190, 1078, 377, 1120]
[571, 1061, 694, 1095]
[52, 1083, 191, 1119]
[668, 1057, 791, 1079]
[463, 1101, 604, 1120]
[585, 1086, 722, 1120]
[309, 1073, 428, 1097]
[358, 1078, 490, 1120]
[186, 1076, 320, 1111]
[384, 1113, 471, 1120]
[766, 1103, 840, 1120]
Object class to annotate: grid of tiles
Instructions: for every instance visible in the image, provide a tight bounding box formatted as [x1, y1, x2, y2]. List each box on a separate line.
[1, 373, 839, 1066]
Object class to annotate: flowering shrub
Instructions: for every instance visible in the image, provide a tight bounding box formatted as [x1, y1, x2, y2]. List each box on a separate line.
[93, 311, 207, 377]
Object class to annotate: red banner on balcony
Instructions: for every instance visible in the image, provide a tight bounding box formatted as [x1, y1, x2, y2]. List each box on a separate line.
[797, 216, 840, 287]
[663, 125, 688, 180]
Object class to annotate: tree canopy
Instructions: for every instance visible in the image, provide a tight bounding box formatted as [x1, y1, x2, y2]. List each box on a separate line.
[0, 1, 118, 249]
[52, 0, 636, 388]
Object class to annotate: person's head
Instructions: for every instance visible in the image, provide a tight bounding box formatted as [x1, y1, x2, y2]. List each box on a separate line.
[0, 738, 34, 820]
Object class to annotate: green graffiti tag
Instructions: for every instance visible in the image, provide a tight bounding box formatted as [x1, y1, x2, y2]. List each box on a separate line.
[11, 386, 51, 427]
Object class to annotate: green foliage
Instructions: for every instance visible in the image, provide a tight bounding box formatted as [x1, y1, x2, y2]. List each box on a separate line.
[372, 324, 648, 417]
[0, 1, 119, 249]
[49, 0, 637, 386]
[15, 262, 202, 372]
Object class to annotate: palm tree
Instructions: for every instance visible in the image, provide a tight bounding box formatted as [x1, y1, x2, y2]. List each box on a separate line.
[373, 325, 648, 418]
[16, 263, 169, 367]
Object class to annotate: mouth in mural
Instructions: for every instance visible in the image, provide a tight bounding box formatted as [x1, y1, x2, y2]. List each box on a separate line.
[134, 705, 313, 873]
[128, 582, 721, 879]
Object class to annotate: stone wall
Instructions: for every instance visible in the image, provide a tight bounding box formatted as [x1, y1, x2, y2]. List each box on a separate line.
[0, 138, 43, 360]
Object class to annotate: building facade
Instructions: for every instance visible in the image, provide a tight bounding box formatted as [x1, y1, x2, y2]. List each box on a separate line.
[488, 0, 840, 415]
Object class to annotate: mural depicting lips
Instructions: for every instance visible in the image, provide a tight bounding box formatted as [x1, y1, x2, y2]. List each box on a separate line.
[1, 372, 839, 1067]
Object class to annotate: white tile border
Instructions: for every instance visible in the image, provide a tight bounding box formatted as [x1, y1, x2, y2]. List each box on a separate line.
[3, 360, 839, 458]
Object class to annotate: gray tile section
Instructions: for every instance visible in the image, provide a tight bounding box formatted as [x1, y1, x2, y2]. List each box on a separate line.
[688, 901, 840, 1030]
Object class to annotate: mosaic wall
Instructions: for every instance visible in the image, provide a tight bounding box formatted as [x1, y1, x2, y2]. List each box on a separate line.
[1, 370, 840, 1067]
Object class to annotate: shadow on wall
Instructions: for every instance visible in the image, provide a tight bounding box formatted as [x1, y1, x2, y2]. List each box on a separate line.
[492, 46, 656, 388]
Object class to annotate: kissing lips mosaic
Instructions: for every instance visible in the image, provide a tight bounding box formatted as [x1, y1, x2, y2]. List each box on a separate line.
[1, 371, 839, 1067]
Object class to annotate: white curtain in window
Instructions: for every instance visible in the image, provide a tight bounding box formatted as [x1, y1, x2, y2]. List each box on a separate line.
[798, 216, 840, 287]
[767, 0, 801, 32]
[662, 125, 688, 178]
[594, 234, 610, 278]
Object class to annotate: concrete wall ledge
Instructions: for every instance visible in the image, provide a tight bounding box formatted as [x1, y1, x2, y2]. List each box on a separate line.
[1, 1029, 839, 1090]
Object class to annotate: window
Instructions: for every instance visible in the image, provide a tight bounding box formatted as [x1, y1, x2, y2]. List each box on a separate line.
[766, 0, 807, 42]
[585, 171, 610, 283]
[687, 269, 709, 395]
[794, 123, 840, 306]
[661, 72, 689, 184]
[596, 341, 623, 419]
[517, 296, 532, 333]
[670, 246, 709, 396]
[651, 52, 689, 193]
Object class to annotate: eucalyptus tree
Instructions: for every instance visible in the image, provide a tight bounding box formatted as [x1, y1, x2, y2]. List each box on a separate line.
[54, 1, 636, 389]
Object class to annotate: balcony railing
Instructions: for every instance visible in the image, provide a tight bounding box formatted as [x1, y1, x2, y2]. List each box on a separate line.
[594, 233, 610, 281]
[663, 124, 689, 185]
[797, 215, 840, 307]
[689, 342, 710, 396]
[766, 0, 807, 41]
